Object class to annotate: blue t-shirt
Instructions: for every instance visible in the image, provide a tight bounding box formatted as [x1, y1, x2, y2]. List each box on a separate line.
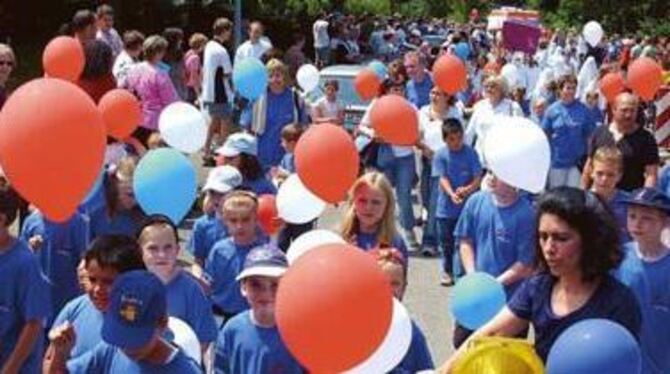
[165, 271, 218, 344]
[508, 273, 641, 362]
[607, 190, 632, 243]
[657, 165, 670, 196]
[541, 100, 595, 168]
[205, 237, 268, 314]
[355, 231, 409, 263]
[431, 145, 482, 219]
[279, 153, 296, 174]
[67, 342, 201, 374]
[188, 213, 227, 262]
[405, 74, 433, 109]
[243, 176, 277, 196]
[0, 239, 51, 374]
[88, 205, 143, 240]
[390, 321, 434, 373]
[587, 105, 604, 126]
[615, 244, 670, 374]
[454, 191, 536, 292]
[214, 311, 304, 374]
[20, 211, 88, 317]
[52, 295, 104, 359]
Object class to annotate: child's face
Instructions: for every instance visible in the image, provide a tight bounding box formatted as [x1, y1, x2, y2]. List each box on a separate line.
[487, 173, 517, 199]
[221, 155, 242, 169]
[140, 225, 180, 280]
[354, 184, 387, 230]
[122, 332, 160, 361]
[281, 138, 296, 153]
[325, 84, 338, 100]
[224, 205, 258, 244]
[85, 260, 118, 311]
[586, 94, 599, 107]
[627, 205, 667, 244]
[444, 131, 464, 151]
[205, 190, 225, 215]
[117, 180, 136, 210]
[241, 276, 280, 318]
[590, 160, 621, 197]
[381, 263, 406, 300]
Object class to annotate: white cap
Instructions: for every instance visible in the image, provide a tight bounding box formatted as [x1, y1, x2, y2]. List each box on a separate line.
[215, 133, 258, 157]
[203, 166, 243, 194]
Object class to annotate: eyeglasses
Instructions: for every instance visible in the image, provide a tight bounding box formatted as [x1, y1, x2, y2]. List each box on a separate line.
[0, 60, 13, 67]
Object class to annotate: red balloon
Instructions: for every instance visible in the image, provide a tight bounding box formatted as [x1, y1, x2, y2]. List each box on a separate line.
[599, 72, 625, 103]
[627, 57, 663, 101]
[276, 245, 393, 372]
[42, 36, 85, 82]
[98, 89, 141, 140]
[0, 79, 106, 222]
[257, 194, 281, 235]
[433, 54, 468, 94]
[354, 69, 381, 101]
[370, 95, 419, 145]
[295, 124, 359, 203]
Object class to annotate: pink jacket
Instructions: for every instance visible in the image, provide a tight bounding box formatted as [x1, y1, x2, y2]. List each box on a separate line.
[125, 62, 178, 130]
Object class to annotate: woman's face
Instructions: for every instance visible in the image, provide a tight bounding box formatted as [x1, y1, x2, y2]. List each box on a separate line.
[429, 87, 447, 107]
[0, 52, 14, 84]
[269, 69, 286, 91]
[538, 213, 583, 277]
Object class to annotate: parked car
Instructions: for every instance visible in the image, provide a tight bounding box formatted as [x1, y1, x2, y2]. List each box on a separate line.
[305, 64, 370, 131]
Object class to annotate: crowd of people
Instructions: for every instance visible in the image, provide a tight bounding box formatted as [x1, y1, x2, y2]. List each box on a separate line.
[1, 4, 669, 374]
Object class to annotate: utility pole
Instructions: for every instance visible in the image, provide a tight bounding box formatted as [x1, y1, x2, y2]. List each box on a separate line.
[234, 0, 242, 50]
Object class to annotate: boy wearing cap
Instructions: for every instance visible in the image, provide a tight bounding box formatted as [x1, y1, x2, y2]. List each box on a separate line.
[205, 191, 268, 323]
[615, 187, 670, 374]
[47, 235, 146, 359]
[188, 165, 243, 267]
[45, 270, 201, 373]
[213, 245, 303, 374]
[0, 186, 51, 374]
[138, 215, 217, 354]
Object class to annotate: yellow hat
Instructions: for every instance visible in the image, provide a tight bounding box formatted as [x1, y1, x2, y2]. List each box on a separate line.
[452, 336, 544, 374]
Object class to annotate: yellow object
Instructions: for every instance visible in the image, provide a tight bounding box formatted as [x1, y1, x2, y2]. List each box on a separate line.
[452, 336, 545, 374]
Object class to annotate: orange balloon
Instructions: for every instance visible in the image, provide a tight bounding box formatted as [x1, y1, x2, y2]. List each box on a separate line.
[370, 95, 419, 146]
[42, 36, 85, 82]
[0, 79, 106, 222]
[257, 194, 281, 235]
[354, 69, 381, 101]
[295, 124, 359, 203]
[627, 57, 663, 101]
[433, 54, 468, 94]
[98, 89, 141, 140]
[276, 245, 393, 372]
[599, 72, 625, 103]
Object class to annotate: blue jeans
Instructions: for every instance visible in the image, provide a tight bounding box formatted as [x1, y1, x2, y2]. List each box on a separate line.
[421, 171, 438, 248]
[436, 217, 458, 275]
[380, 154, 416, 232]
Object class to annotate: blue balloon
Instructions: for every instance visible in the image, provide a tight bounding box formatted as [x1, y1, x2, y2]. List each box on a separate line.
[233, 58, 268, 100]
[454, 42, 470, 61]
[547, 319, 641, 374]
[133, 148, 197, 224]
[368, 60, 388, 80]
[449, 272, 506, 330]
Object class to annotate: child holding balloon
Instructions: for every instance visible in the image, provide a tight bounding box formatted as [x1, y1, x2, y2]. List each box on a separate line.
[341, 172, 409, 262]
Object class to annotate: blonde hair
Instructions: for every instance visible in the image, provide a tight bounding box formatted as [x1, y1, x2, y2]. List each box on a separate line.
[341, 172, 398, 247]
[593, 146, 623, 172]
[0, 44, 16, 65]
[221, 190, 258, 214]
[483, 75, 509, 96]
[266, 58, 290, 84]
[188, 33, 208, 50]
[143, 35, 168, 61]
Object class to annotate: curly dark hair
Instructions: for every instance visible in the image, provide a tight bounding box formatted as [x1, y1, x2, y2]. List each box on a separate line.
[535, 187, 623, 282]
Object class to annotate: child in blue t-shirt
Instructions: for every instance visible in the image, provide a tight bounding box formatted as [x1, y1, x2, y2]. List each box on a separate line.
[188, 165, 243, 267]
[589, 146, 631, 242]
[615, 188, 670, 374]
[45, 271, 201, 374]
[273, 123, 303, 184]
[205, 191, 268, 323]
[368, 248, 434, 373]
[21, 210, 89, 321]
[432, 118, 482, 286]
[48, 235, 146, 359]
[214, 244, 304, 374]
[138, 214, 217, 354]
[0, 186, 51, 374]
[215, 133, 277, 196]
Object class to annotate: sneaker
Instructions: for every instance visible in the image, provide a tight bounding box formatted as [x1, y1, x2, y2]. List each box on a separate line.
[440, 273, 455, 287]
[404, 229, 420, 252]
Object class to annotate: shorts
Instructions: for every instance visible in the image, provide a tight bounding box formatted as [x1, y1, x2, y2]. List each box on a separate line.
[203, 102, 232, 119]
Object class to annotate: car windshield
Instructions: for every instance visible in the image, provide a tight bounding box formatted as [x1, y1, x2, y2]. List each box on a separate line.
[308, 75, 370, 108]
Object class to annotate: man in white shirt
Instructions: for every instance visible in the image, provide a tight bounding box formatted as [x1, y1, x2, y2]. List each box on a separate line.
[234, 21, 272, 66]
[95, 4, 123, 58]
[313, 14, 330, 67]
[201, 18, 235, 166]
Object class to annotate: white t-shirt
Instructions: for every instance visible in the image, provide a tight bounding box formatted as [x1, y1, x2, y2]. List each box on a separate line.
[112, 51, 136, 88]
[315, 96, 344, 120]
[465, 98, 524, 165]
[360, 99, 415, 158]
[201, 40, 233, 104]
[234, 39, 272, 66]
[418, 104, 465, 152]
[313, 20, 330, 49]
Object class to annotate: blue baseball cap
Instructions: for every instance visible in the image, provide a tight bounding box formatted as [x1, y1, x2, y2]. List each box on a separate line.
[216, 133, 258, 157]
[236, 244, 289, 281]
[623, 187, 670, 214]
[102, 270, 167, 350]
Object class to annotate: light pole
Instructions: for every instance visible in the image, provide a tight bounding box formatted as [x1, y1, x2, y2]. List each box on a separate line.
[234, 0, 242, 50]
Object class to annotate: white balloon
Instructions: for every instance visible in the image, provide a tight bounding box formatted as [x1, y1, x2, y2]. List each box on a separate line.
[167, 317, 201, 365]
[277, 174, 327, 224]
[345, 298, 413, 373]
[159, 102, 208, 154]
[501, 63, 520, 89]
[484, 115, 550, 193]
[583, 21, 604, 47]
[287, 229, 346, 264]
[296, 64, 320, 93]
